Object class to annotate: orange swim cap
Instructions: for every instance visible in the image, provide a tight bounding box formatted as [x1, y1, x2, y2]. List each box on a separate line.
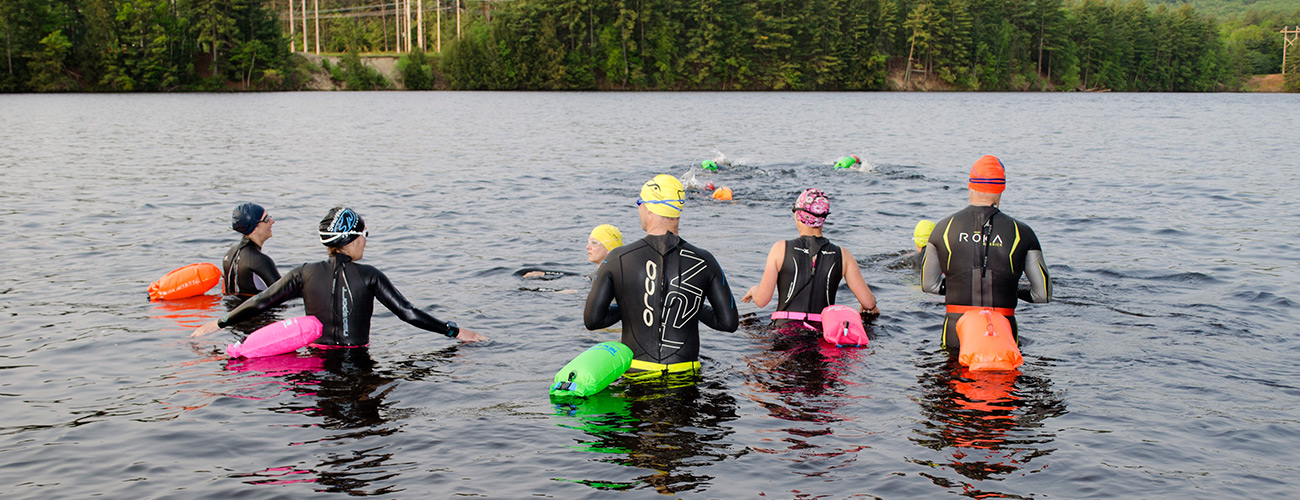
[712, 187, 733, 201]
[968, 155, 1006, 194]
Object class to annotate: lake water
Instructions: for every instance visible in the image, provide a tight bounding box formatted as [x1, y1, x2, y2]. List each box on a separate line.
[1, 91, 1297, 499]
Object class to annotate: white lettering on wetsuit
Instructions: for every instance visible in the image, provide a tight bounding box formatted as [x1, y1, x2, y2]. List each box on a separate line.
[957, 232, 1003, 246]
[664, 250, 706, 331]
[642, 260, 658, 327]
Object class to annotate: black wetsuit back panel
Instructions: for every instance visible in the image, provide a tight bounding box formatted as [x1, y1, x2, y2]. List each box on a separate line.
[584, 232, 738, 365]
[774, 236, 843, 319]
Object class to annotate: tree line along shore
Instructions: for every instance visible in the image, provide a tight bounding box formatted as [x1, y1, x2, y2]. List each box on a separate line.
[4, 0, 1297, 93]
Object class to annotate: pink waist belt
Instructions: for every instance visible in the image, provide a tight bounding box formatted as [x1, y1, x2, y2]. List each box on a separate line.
[771, 311, 821, 322]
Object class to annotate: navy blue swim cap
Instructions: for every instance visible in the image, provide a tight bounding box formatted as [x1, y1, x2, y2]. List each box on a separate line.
[231, 203, 266, 235]
[319, 206, 366, 247]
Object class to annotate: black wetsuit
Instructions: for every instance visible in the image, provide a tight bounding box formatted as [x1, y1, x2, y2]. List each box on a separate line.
[773, 236, 843, 328]
[218, 254, 455, 346]
[222, 237, 280, 296]
[584, 232, 738, 366]
[921, 205, 1051, 348]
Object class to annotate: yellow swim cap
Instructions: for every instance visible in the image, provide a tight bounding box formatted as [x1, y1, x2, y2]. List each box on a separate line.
[638, 174, 685, 218]
[589, 224, 623, 251]
[913, 220, 936, 249]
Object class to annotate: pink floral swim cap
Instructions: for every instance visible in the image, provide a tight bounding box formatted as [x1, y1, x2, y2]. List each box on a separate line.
[792, 188, 831, 228]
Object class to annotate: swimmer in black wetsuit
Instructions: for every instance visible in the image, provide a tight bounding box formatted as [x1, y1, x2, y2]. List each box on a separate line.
[192, 206, 487, 345]
[921, 156, 1051, 349]
[223, 203, 280, 296]
[741, 188, 879, 329]
[584, 174, 738, 376]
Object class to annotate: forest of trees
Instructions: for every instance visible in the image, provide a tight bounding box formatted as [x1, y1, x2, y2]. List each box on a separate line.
[2, 0, 1296, 92]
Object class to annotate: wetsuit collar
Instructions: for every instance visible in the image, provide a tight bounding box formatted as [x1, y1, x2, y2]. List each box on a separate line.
[330, 253, 355, 265]
[240, 235, 262, 250]
[643, 231, 683, 256]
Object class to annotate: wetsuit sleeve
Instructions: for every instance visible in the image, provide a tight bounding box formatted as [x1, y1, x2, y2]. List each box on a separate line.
[371, 269, 454, 335]
[218, 266, 303, 327]
[699, 258, 739, 333]
[920, 243, 945, 295]
[584, 261, 620, 330]
[1018, 250, 1052, 303]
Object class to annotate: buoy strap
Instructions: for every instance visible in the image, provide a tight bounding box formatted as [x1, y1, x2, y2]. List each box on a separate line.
[946, 305, 1015, 316]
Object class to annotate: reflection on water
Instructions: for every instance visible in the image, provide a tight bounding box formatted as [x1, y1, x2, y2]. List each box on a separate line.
[551, 374, 742, 495]
[911, 356, 1068, 498]
[221, 346, 460, 495]
[741, 325, 873, 473]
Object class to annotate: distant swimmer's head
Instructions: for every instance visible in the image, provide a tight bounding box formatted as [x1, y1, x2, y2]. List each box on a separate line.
[913, 220, 936, 249]
[792, 188, 831, 228]
[231, 203, 266, 235]
[968, 155, 1006, 194]
[637, 174, 686, 219]
[587, 224, 623, 263]
[319, 206, 367, 249]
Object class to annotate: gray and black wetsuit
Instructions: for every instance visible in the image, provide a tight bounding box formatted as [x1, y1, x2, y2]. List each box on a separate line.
[921, 205, 1051, 349]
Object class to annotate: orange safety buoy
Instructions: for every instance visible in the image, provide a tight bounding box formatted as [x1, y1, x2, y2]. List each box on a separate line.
[148, 263, 221, 301]
[955, 308, 1023, 371]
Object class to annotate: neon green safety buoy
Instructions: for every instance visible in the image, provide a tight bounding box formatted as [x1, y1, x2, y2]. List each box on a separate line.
[701, 159, 719, 172]
[834, 155, 861, 170]
[550, 341, 634, 397]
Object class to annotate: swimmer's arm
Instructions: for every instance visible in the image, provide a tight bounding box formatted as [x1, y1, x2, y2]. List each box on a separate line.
[920, 243, 945, 295]
[584, 266, 620, 330]
[192, 268, 302, 336]
[740, 240, 783, 307]
[371, 271, 485, 340]
[701, 262, 739, 333]
[841, 248, 879, 314]
[1019, 250, 1051, 303]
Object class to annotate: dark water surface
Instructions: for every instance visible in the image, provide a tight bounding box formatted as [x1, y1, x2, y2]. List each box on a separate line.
[1, 92, 1297, 499]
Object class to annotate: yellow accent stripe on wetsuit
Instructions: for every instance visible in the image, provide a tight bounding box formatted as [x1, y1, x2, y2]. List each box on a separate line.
[942, 218, 955, 269]
[1009, 221, 1022, 273]
[626, 359, 701, 379]
[1038, 260, 1051, 300]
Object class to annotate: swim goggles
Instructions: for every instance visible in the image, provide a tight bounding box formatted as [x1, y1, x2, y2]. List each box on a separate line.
[637, 197, 685, 213]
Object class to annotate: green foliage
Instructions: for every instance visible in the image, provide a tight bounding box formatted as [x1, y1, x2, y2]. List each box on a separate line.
[29, 29, 77, 91]
[397, 48, 435, 90]
[336, 48, 391, 90]
[0, 0, 1287, 92]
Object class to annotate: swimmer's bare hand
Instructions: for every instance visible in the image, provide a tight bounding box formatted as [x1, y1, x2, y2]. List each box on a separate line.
[191, 320, 221, 337]
[741, 286, 756, 303]
[456, 328, 488, 342]
[522, 271, 545, 279]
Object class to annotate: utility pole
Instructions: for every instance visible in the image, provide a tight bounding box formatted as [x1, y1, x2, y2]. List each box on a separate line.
[1283, 26, 1299, 77]
[395, 0, 402, 53]
[300, 0, 307, 56]
[289, 0, 295, 52]
[314, 0, 320, 54]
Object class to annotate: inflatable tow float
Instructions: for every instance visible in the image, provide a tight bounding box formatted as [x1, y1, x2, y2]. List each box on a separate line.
[226, 316, 323, 358]
[820, 304, 869, 347]
[550, 341, 633, 397]
[955, 308, 1023, 371]
[148, 263, 221, 301]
